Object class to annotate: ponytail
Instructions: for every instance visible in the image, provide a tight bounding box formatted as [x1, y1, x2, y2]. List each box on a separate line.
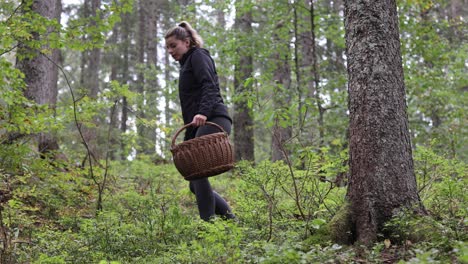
[165, 21, 204, 48]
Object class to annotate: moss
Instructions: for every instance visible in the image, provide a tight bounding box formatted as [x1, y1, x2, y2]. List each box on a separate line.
[328, 202, 354, 244]
[304, 225, 332, 246]
[384, 211, 456, 246]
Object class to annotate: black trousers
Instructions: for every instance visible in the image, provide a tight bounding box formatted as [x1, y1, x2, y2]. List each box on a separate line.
[189, 116, 235, 221]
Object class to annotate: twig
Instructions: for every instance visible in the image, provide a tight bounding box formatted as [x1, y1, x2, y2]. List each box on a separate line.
[272, 121, 306, 220]
[0, 44, 19, 57]
[41, 52, 100, 208]
[4, 2, 24, 25]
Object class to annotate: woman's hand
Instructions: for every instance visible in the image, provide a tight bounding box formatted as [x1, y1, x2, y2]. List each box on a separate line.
[191, 114, 207, 127]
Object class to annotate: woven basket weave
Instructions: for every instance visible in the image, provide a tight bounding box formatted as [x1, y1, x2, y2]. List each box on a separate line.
[170, 122, 235, 181]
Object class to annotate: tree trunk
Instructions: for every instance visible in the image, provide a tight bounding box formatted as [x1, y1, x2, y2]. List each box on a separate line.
[163, 47, 172, 155]
[295, 0, 324, 149]
[344, 0, 424, 244]
[136, 0, 148, 155]
[292, 0, 314, 169]
[308, 1, 324, 147]
[80, 0, 90, 90]
[16, 0, 62, 156]
[120, 9, 131, 159]
[233, 7, 255, 162]
[216, 0, 228, 94]
[144, 0, 159, 155]
[88, 0, 101, 99]
[79, 0, 101, 98]
[271, 23, 292, 162]
[108, 18, 120, 160]
[79, 0, 102, 160]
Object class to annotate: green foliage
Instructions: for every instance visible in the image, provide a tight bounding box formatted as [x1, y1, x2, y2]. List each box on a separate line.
[376, 146, 468, 263]
[384, 212, 466, 263]
[413, 145, 467, 242]
[0, 59, 63, 139]
[1, 0, 466, 263]
[64, 0, 133, 51]
[399, 0, 468, 160]
[1, 150, 465, 263]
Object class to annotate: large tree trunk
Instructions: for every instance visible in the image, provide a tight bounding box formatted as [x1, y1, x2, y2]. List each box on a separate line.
[16, 0, 62, 156]
[233, 7, 255, 162]
[344, 0, 424, 244]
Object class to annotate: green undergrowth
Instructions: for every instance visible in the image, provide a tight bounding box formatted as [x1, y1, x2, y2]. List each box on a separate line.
[0, 148, 466, 263]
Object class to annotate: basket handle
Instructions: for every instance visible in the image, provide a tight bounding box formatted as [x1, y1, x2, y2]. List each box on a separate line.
[171, 121, 226, 149]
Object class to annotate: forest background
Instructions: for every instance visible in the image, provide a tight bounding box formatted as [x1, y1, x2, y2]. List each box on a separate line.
[0, 0, 466, 263]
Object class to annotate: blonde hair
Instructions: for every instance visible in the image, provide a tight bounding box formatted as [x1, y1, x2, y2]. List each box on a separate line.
[165, 21, 204, 48]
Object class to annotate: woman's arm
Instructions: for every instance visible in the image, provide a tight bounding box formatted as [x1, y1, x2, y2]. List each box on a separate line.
[191, 49, 220, 119]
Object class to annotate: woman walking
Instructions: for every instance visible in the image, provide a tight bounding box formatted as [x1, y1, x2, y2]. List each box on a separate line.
[165, 21, 236, 221]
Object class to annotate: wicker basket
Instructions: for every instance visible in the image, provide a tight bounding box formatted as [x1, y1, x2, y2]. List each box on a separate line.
[170, 122, 235, 181]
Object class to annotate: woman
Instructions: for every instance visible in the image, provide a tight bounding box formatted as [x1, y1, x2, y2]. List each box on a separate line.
[165, 21, 236, 221]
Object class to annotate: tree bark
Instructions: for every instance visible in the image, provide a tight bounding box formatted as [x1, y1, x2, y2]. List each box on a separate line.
[233, 7, 255, 161]
[271, 23, 292, 162]
[88, 0, 101, 99]
[16, 0, 62, 156]
[144, 0, 159, 155]
[136, 0, 148, 155]
[292, 0, 314, 169]
[108, 16, 120, 161]
[344, 0, 424, 244]
[308, 0, 324, 147]
[120, 8, 131, 159]
[163, 46, 172, 150]
[79, 0, 102, 160]
[295, 0, 324, 149]
[216, 0, 228, 94]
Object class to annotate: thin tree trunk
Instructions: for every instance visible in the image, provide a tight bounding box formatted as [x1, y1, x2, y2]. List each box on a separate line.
[309, 1, 324, 147]
[145, 0, 159, 155]
[164, 49, 172, 154]
[293, 3, 303, 132]
[120, 9, 131, 159]
[88, 0, 101, 99]
[136, 0, 147, 155]
[216, 0, 228, 94]
[271, 23, 292, 162]
[108, 20, 120, 160]
[233, 7, 255, 162]
[296, 0, 323, 149]
[80, 0, 90, 90]
[344, 0, 424, 244]
[79, 0, 102, 161]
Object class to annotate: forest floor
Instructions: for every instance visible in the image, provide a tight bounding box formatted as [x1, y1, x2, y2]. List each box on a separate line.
[1, 157, 467, 263]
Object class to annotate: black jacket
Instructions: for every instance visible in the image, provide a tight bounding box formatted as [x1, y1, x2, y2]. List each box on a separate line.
[178, 47, 231, 140]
